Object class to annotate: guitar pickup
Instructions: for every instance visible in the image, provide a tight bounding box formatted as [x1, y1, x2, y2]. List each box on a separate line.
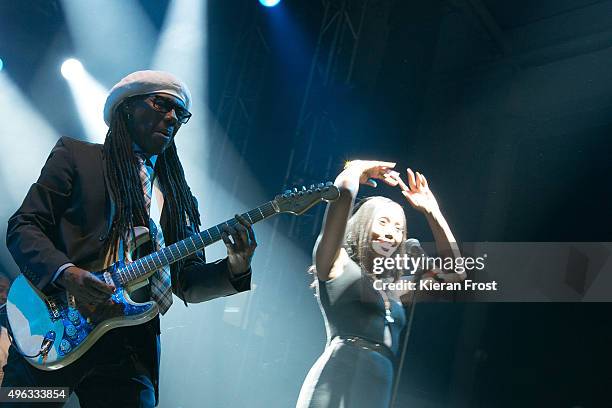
[46, 298, 61, 320]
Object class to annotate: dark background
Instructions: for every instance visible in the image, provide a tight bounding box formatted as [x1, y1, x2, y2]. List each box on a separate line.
[1, 0, 611, 406]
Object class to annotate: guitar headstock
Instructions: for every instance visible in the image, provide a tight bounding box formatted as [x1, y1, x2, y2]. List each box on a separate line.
[274, 182, 340, 215]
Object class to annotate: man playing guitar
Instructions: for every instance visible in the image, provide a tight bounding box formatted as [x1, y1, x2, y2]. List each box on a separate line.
[2, 70, 257, 407]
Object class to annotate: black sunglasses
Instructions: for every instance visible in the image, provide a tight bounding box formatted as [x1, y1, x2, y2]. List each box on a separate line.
[145, 95, 192, 124]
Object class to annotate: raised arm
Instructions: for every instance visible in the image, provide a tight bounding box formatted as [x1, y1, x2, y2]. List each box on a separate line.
[314, 160, 396, 281]
[393, 168, 463, 283]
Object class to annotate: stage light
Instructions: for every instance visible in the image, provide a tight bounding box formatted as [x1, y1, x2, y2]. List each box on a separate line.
[153, 0, 208, 199]
[60, 0, 155, 81]
[60, 59, 108, 142]
[152, 4, 307, 407]
[0, 73, 61, 281]
[0, 58, 4, 72]
[61, 58, 84, 79]
[259, 0, 281, 7]
[0, 72, 59, 211]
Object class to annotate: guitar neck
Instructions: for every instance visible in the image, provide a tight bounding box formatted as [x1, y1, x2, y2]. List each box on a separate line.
[115, 201, 278, 285]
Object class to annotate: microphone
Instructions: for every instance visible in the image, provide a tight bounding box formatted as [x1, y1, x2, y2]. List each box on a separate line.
[404, 238, 426, 277]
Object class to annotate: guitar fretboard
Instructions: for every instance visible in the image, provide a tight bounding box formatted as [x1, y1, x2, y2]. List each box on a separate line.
[114, 201, 277, 285]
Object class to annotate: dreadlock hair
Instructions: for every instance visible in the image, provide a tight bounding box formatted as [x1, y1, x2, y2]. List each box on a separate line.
[102, 101, 201, 277]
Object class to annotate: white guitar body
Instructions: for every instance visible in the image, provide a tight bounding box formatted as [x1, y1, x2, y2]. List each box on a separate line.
[6, 227, 158, 370]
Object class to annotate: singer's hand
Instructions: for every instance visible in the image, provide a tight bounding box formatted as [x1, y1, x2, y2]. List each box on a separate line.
[391, 168, 440, 215]
[435, 272, 466, 283]
[427, 270, 466, 283]
[339, 160, 398, 188]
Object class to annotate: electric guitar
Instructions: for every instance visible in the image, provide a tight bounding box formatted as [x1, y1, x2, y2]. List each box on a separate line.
[6, 182, 339, 371]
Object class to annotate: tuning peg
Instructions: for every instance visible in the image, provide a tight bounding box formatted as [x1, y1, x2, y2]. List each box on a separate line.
[325, 182, 333, 186]
[309, 184, 315, 189]
[284, 190, 291, 195]
[302, 186, 306, 191]
[317, 183, 324, 188]
[293, 188, 298, 193]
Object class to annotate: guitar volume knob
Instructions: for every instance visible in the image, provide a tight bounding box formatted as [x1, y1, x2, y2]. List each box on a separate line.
[68, 309, 80, 325]
[65, 323, 77, 339]
[59, 339, 71, 354]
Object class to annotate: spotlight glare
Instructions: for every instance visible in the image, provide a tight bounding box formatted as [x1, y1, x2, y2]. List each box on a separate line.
[61, 58, 84, 79]
[0, 58, 3, 72]
[60, 58, 108, 142]
[259, 0, 281, 7]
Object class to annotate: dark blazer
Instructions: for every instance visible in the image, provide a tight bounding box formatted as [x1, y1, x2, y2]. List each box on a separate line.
[6, 136, 251, 399]
[7, 136, 251, 299]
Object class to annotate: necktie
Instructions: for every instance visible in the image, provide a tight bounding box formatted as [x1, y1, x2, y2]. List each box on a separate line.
[137, 155, 173, 315]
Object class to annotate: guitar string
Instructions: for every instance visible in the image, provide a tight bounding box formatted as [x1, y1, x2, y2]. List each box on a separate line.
[114, 201, 278, 285]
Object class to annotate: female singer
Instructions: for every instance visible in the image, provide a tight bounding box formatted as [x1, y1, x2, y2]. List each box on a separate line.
[296, 160, 462, 408]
